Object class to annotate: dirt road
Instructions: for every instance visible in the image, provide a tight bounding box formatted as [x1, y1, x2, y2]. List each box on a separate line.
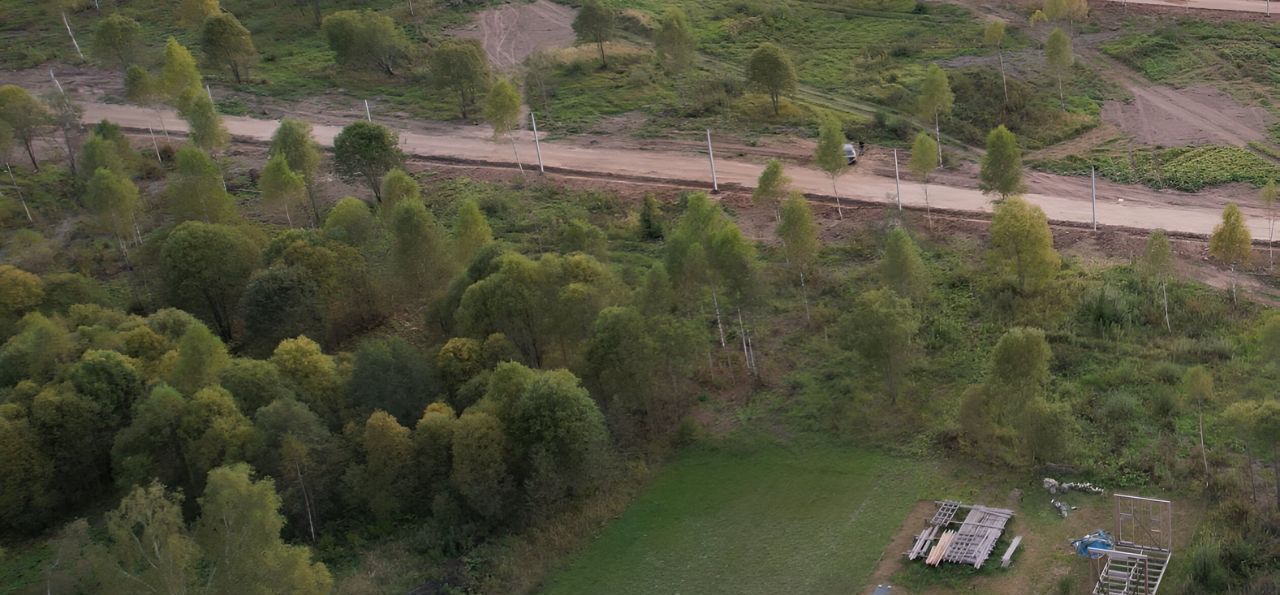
[82, 102, 1272, 241]
[1105, 0, 1276, 14]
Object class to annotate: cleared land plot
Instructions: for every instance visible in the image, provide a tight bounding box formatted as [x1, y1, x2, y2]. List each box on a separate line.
[450, 0, 578, 70]
[540, 445, 935, 595]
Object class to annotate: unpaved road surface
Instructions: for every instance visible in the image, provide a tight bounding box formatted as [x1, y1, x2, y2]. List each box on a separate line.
[81, 102, 1275, 241]
[450, 0, 577, 70]
[1105, 0, 1277, 13]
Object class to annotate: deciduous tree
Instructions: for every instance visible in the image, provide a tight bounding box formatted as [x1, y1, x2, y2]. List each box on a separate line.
[201, 11, 257, 84]
[260, 153, 306, 228]
[483, 79, 521, 137]
[573, 0, 616, 68]
[777, 192, 818, 320]
[179, 0, 219, 30]
[451, 411, 512, 520]
[654, 7, 695, 72]
[378, 168, 419, 213]
[269, 119, 323, 226]
[92, 13, 142, 71]
[753, 159, 789, 219]
[94, 481, 198, 593]
[1209, 203, 1251, 302]
[160, 222, 260, 339]
[881, 226, 928, 301]
[0, 85, 49, 170]
[159, 38, 202, 101]
[348, 337, 433, 424]
[1183, 366, 1213, 482]
[917, 64, 953, 163]
[348, 411, 414, 523]
[322, 197, 376, 246]
[1260, 179, 1277, 269]
[321, 10, 407, 76]
[907, 131, 939, 224]
[989, 196, 1059, 294]
[453, 199, 493, 264]
[814, 116, 847, 218]
[78, 132, 126, 179]
[746, 43, 796, 116]
[978, 125, 1024, 201]
[1137, 230, 1174, 332]
[83, 167, 140, 254]
[177, 90, 229, 153]
[166, 146, 236, 223]
[428, 39, 490, 120]
[333, 121, 401, 203]
[168, 322, 230, 395]
[841, 288, 919, 401]
[388, 199, 453, 300]
[983, 21, 1009, 105]
[1045, 28, 1073, 110]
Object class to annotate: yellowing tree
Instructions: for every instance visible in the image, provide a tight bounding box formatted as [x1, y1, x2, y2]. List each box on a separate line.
[989, 196, 1059, 294]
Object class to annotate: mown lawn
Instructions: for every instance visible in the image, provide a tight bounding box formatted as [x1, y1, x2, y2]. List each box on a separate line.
[540, 443, 937, 595]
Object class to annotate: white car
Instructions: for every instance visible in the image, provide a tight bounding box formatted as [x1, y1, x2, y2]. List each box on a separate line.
[842, 143, 858, 165]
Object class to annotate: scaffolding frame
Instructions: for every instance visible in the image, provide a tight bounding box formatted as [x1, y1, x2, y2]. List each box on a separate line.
[1090, 494, 1174, 595]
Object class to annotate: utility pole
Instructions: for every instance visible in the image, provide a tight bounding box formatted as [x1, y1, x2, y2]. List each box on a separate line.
[530, 112, 545, 174]
[706, 129, 718, 193]
[206, 84, 213, 103]
[509, 134, 525, 177]
[364, 100, 372, 122]
[148, 127, 162, 161]
[62, 13, 84, 60]
[892, 149, 902, 211]
[1091, 166, 1097, 231]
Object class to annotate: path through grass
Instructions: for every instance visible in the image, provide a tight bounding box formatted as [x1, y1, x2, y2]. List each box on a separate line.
[540, 443, 937, 595]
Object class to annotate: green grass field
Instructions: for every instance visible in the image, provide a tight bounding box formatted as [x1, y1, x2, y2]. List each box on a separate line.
[540, 443, 937, 595]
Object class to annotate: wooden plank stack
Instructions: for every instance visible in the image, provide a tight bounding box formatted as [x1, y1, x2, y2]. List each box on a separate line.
[907, 501, 1016, 570]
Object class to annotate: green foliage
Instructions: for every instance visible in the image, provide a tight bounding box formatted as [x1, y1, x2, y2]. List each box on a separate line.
[639, 195, 664, 241]
[0, 313, 71, 387]
[159, 38, 201, 101]
[484, 79, 522, 137]
[1045, 28, 1073, 108]
[372, 170, 420, 221]
[201, 11, 257, 83]
[160, 221, 260, 339]
[814, 115, 847, 179]
[91, 13, 143, 71]
[177, 90, 230, 152]
[1100, 21, 1278, 88]
[96, 480, 198, 592]
[167, 145, 236, 223]
[270, 336, 345, 425]
[238, 267, 323, 356]
[916, 64, 954, 123]
[321, 10, 408, 76]
[1209, 203, 1251, 268]
[978, 125, 1024, 200]
[0, 85, 49, 169]
[989, 196, 1059, 294]
[428, 38, 491, 120]
[454, 199, 494, 264]
[219, 358, 293, 414]
[269, 119, 322, 225]
[83, 167, 139, 245]
[78, 133, 127, 179]
[260, 152, 307, 227]
[752, 160, 789, 215]
[0, 415, 54, 533]
[745, 42, 796, 115]
[0, 265, 45, 332]
[840, 288, 919, 400]
[388, 199, 453, 299]
[322, 197, 376, 246]
[451, 410, 513, 520]
[349, 410, 415, 523]
[333, 121, 402, 203]
[654, 8, 696, 73]
[178, 0, 219, 30]
[1137, 230, 1173, 284]
[574, 0, 618, 67]
[168, 322, 229, 395]
[777, 192, 819, 276]
[348, 336, 434, 424]
[1032, 146, 1280, 192]
[880, 226, 928, 301]
[908, 132, 938, 183]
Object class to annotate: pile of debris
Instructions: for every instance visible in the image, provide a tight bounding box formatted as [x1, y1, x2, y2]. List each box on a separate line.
[1044, 477, 1105, 518]
[907, 501, 1021, 569]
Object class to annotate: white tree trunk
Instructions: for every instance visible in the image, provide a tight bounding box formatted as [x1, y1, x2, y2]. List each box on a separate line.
[711, 286, 726, 348]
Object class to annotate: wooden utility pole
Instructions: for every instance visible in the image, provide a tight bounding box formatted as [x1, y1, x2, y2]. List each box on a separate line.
[706, 129, 719, 193]
[530, 112, 545, 174]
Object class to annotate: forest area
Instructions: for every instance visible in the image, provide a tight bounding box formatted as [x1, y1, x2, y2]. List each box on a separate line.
[1, 0, 1279, 593]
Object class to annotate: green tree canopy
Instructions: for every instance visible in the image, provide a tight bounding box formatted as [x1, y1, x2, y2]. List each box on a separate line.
[83, 167, 140, 249]
[388, 199, 453, 300]
[159, 38, 202, 101]
[908, 131, 939, 219]
[79, 132, 127, 179]
[321, 10, 408, 76]
[201, 11, 257, 84]
[92, 13, 143, 71]
[260, 152, 307, 228]
[167, 145, 236, 223]
[778, 192, 819, 277]
[453, 199, 493, 265]
[450, 410, 513, 520]
[654, 7, 696, 72]
[989, 196, 1059, 294]
[378, 168, 420, 213]
[160, 221, 260, 339]
[1045, 28, 1073, 109]
[978, 125, 1025, 200]
[0, 85, 50, 169]
[916, 64, 953, 160]
[881, 226, 929, 301]
[573, 0, 617, 67]
[333, 121, 401, 203]
[1209, 203, 1251, 269]
[483, 78, 521, 137]
[348, 336, 434, 424]
[179, 0, 220, 30]
[753, 159, 789, 217]
[270, 119, 323, 225]
[428, 39, 491, 120]
[322, 197, 376, 246]
[840, 288, 919, 401]
[745, 43, 796, 115]
[177, 90, 229, 152]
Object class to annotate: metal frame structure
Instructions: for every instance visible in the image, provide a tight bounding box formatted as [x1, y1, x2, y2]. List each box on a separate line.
[908, 501, 1014, 569]
[1090, 494, 1174, 595]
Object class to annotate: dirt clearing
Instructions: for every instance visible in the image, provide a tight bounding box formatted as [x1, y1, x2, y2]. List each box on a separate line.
[450, 0, 578, 70]
[1100, 84, 1274, 147]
